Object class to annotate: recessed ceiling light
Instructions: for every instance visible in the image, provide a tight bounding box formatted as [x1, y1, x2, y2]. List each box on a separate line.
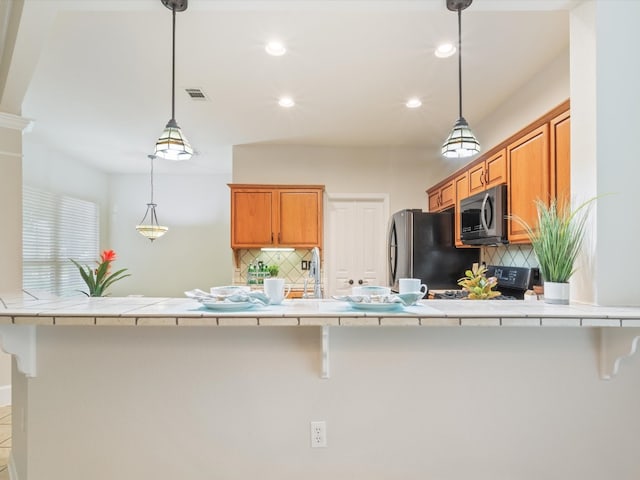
[435, 42, 456, 58]
[265, 41, 287, 56]
[406, 98, 422, 109]
[278, 97, 295, 108]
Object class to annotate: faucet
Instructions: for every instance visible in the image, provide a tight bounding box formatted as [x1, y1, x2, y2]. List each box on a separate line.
[302, 247, 323, 299]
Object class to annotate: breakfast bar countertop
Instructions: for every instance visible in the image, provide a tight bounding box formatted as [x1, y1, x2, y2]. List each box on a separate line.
[2, 291, 640, 381]
[1, 292, 640, 327]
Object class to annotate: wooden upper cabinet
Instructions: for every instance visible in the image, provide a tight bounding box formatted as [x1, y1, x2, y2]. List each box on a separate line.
[229, 184, 324, 250]
[440, 181, 455, 209]
[454, 171, 469, 247]
[468, 163, 486, 195]
[485, 149, 507, 188]
[427, 179, 455, 212]
[277, 189, 323, 246]
[469, 149, 507, 195]
[231, 190, 274, 247]
[428, 190, 441, 212]
[550, 110, 571, 201]
[507, 124, 550, 243]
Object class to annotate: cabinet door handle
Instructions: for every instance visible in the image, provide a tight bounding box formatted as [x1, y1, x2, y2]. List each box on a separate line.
[358, 279, 364, 285]
[348, 279, 354, 285]
[278, 232, 281, 243]
[480, 170, 484, 185]
[485, 170, 489, 184]
[271, 232, 274, 243]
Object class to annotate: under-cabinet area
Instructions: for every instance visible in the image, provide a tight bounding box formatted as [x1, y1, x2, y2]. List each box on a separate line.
[427, 100, 570, 245]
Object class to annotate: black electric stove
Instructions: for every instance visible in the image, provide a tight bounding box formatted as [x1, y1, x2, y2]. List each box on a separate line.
[432, 265, 540, 300]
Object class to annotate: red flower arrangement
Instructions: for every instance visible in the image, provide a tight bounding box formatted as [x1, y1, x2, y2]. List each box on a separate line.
[70, 249, 130, 297]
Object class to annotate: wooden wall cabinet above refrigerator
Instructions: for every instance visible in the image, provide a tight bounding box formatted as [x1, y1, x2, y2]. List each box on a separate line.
[427, 179, 455, 212]
[229, 184, 325, 252]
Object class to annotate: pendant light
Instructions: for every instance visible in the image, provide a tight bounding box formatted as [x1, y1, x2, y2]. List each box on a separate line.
[442, 0, 480, 159]
[154, 0, 193, 161]
[136, 155, 169, 241]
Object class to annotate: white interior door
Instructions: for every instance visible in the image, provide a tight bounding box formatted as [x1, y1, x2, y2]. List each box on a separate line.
[326, 194, 388, 297]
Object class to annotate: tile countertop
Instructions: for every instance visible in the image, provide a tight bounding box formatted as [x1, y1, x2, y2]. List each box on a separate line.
[1, 292, 640, 327]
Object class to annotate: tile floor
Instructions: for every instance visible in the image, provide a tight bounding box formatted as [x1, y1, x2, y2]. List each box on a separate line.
[0, 405, 11, 480]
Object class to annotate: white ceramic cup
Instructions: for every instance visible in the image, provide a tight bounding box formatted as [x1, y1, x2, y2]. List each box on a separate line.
[263, 278, 291, 305]
[398, 278, 427, 297]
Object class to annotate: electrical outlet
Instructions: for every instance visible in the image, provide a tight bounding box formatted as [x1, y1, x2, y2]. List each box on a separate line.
[310, 421, 327, 448]
[301, 260, 309, 270]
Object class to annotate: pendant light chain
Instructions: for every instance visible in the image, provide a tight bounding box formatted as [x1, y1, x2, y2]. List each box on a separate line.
[171, 6, 176, 121]
[457, 7, 463, 120]
[149, 155, 155, 205]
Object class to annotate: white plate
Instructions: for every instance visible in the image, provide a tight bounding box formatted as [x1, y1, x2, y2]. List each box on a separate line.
[210, 285, 251, 297]
[349, 302, 403, 311]
[201, 301, 255, 311]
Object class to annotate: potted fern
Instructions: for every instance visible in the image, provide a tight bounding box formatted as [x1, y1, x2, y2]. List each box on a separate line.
[512, 197, 595, 304]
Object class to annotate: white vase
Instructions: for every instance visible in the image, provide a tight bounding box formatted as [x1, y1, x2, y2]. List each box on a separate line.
[543, 281, 570, 305]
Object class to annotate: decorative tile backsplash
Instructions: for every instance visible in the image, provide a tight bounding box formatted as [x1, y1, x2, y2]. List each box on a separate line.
[234, 249, 316, 287]
[233, 245, 535, 288]
[481, 244, 538, 268]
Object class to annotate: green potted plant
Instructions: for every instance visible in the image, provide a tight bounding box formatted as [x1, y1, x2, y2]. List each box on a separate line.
[267, 264, 279, 277]
[512, 197, 595, 304]
[457, 264, 501, 300]
[70, 249, 130, 297]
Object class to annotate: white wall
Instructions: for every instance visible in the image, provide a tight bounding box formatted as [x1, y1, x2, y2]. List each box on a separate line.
[570, 1, 598, 304]
[0, 126, 23, 293]
[0, 124, 23, 398]
[474, 48, 570, 152]
[569, 0, 640, 306]
[233, 145, 456, 215]
[108, 172, 233, 297]
[22, 326, 640, 480]
[592, 0, 640, 306]
[22, 140, 111, 247]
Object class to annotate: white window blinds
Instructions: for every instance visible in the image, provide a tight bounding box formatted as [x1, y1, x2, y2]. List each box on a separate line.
[23, 186, 99, 297]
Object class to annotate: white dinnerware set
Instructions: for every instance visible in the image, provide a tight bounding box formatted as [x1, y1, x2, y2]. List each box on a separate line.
[186, 277, 427, 312]
[185, 280, 292, 311]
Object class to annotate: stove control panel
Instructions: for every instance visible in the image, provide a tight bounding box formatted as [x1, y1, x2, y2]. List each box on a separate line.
[486, 265, 539, 291]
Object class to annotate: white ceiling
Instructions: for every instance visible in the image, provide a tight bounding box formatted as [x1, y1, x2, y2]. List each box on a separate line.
[12, 0, 574, 175]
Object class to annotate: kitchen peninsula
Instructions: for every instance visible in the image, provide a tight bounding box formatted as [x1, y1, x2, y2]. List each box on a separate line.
[2, 293, 640, 378]
[2, 293, 640, 480]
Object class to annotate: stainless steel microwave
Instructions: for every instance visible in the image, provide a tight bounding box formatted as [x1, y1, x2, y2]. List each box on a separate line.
[459, 184, 508, 245]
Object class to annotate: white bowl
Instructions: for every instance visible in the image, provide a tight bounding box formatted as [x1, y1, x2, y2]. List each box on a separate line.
[210, 285, 251, 297]
[395, 292, 424, 306]
[352, 285, 391, 296]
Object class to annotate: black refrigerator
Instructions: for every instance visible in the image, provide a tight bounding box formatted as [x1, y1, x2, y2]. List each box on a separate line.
[388, 209, 479, 292]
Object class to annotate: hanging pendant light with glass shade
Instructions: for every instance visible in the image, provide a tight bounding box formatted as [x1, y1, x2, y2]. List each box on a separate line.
[155, 0, 193, 161]
[442, 0, 480, 159]
[136, 155, 169, 241]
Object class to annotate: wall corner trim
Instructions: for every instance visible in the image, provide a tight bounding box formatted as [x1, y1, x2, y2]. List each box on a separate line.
[0, 112, 34, 132]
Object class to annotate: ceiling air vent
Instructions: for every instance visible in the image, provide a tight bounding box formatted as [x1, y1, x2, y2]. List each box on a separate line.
[185, 88, 208, 101]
